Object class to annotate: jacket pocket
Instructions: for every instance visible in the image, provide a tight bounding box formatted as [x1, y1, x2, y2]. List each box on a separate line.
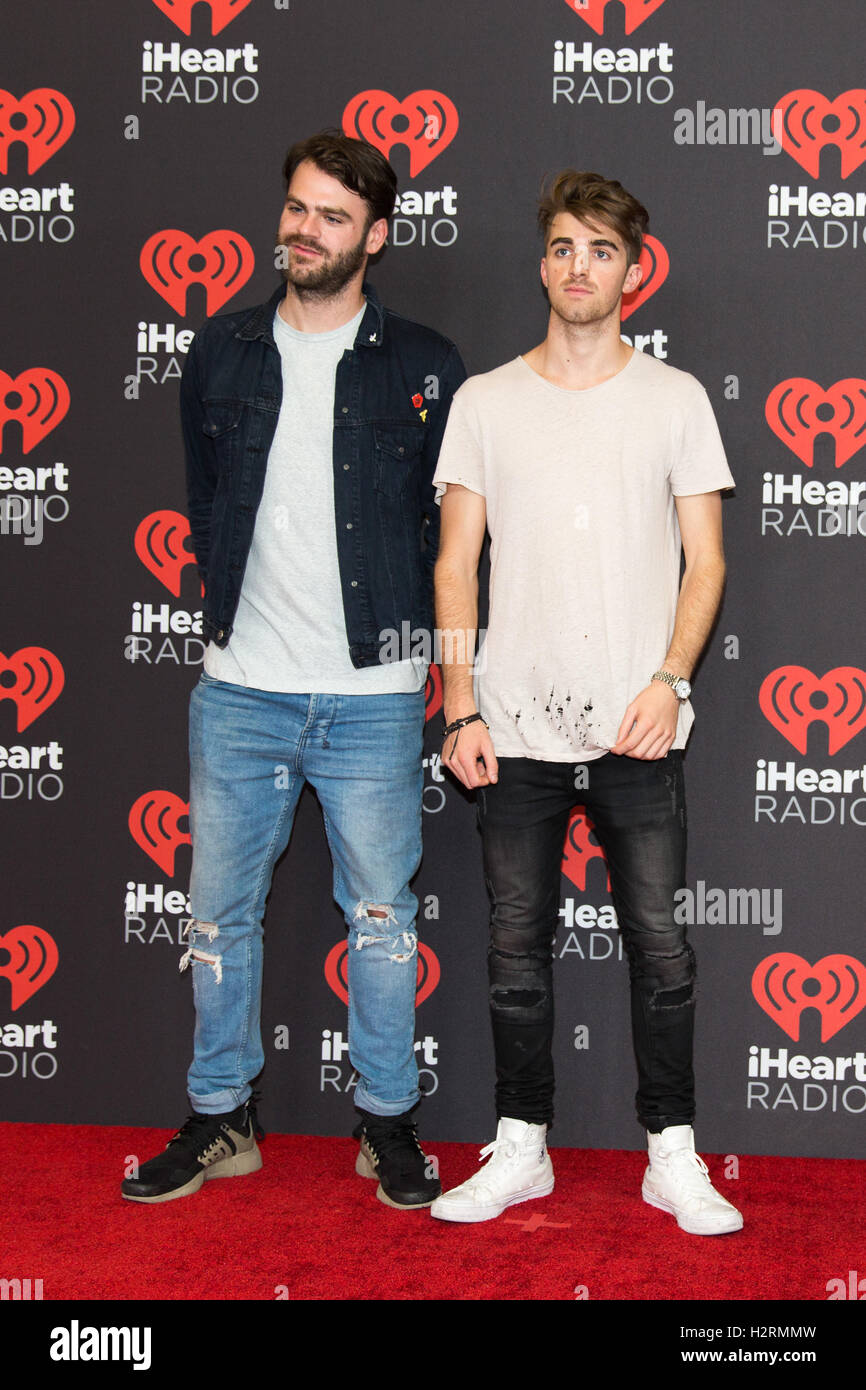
[373, 424, 424, 497]
[202, 404, 243, 441]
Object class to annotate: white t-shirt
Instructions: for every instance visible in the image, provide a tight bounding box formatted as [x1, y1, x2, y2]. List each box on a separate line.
[433, 349, 734, 762]
[205, 306, 424, 694]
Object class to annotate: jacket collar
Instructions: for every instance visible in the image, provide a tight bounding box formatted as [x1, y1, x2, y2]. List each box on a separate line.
[236, 282, 384, 349]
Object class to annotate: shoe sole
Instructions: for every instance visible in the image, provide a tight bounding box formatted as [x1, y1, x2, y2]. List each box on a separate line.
[121, 1142, 262, 1204]
[430, 1175, 555, 1224]
[641, 1181, 743, 1235]
[355, 1145, 439, 1210]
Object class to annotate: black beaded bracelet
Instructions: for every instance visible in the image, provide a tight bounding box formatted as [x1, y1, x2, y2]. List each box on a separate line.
[442, 712, 488, 737]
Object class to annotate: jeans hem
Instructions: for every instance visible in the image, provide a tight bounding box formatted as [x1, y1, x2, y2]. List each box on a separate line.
[189, 1084, 251, 1115]
[641, 1114, 696, 1134]
[497, 1111, 552, 1128]
[354, 1085, 420, 1117]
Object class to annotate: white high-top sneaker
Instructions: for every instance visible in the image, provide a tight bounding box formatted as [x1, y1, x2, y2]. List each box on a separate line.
[642, 1126, 743, 1235]
[430, 1117, 554, 1223]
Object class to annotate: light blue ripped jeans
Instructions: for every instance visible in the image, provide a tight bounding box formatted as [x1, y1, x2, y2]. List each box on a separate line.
[182, 674, 425, 1117]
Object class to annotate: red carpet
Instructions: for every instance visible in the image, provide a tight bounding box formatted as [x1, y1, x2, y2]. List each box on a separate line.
[3, 1122, 864, 1303]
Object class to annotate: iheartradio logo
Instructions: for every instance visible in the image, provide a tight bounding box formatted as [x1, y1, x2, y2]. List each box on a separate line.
[135, 510, 202, 597]
[0, 925, 59, 1011]
[0, 89, 75, 175]
[324, 939, 440, 1007]
[128, 790, 191, 876]
[140, 229, 254, 317]
[150, 0, 253, 35]
[0, 648, 64, 732]
[759, 666, 866, 756]
[342, 90, 458, 177]
[621, 235, 668, 322]
[564, 0, 667, 35]
[765, 378, 866, 470]
[775, 89, 866, 180]
[561, 809, 610, 892]
[0, 369, 70, 455]
[752, 953, 866, 1043]
[425, 664, 443, 724]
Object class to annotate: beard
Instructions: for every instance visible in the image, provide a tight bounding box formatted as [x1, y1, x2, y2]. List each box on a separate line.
[278, 228, 368, 299]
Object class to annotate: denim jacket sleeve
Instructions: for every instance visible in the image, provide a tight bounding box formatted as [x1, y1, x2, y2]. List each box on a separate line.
[180, 337, 213, 584]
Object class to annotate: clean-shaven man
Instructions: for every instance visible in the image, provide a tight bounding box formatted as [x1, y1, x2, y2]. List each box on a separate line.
[122, 131, 465, 1210]
[430, 169, 741, 1235]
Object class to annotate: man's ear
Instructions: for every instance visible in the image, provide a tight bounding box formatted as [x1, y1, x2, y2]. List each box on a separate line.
[623, 260, 643, 294]
[365, 217, 389, 256]
[540, 256, 549, 289]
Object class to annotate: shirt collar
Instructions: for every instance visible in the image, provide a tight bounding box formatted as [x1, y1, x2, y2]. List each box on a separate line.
[236, 282, 385, 348]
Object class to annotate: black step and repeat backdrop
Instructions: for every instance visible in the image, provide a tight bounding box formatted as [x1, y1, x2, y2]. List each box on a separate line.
[2, 0, 865, 1159]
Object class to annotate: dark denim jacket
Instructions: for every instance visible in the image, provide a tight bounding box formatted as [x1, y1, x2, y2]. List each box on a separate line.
[181, 283, 466, 663]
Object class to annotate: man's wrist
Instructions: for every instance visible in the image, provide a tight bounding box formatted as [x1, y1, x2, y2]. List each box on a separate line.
[652, 669, 692, 701]
[441, 687, 478, 722]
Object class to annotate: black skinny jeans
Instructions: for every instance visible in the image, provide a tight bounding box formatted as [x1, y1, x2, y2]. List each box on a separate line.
[478, 751, 695, 1133]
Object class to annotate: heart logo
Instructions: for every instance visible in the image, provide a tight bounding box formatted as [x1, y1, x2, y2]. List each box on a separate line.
[621, 235, 668, 322]
[343, 90, 459, 177]
[752, 953, 866, 1042]
[0, 89, 75, 175]
[128, 790, 191, 877]
[0, 369, 70, 455]
[561, 808, 610, 892]
[134, 511, 202, 598]
[563, 0, 667, 37]
[324, 939, 440, 1007]
[0, 648, 65, 732]
[425, 663, 443, 723]
[775, 89, 866, 180]
[759, 666, 866, 756]
[140, 229, 255, 317]
[765, 378, 866, 470]
[0, 925, 59, 1011]
[150, 0, 253, 37]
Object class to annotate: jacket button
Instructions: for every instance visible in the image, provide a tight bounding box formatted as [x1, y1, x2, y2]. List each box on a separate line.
[343, 464, 350, 471]
[346, 522, 353, 530]
[351, 580, 358, 588]
[341, 406, 349, 414]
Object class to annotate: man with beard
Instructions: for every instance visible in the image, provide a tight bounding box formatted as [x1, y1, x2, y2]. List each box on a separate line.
[430, 170, 741, 1234]
[122, 131, 465, 1210]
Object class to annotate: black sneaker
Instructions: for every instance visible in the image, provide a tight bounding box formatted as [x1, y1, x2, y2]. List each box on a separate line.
[353, 1108, 441, 1209]
[121, 1099, 264, 1204]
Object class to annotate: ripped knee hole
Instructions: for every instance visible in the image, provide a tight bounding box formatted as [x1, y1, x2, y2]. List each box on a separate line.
[179, 918, 222, 982]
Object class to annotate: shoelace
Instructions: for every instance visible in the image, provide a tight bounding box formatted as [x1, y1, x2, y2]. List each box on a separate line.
[167, 1112, 233, 1153]
[455, 1135, 529, 1201]
[167, 1099, 262, 1153]
[661, 1148, 721, 1208]
[248, 1092, 265, 1142]
[364, 1120, 422, 1169]
[478, 1136, 518, 1165]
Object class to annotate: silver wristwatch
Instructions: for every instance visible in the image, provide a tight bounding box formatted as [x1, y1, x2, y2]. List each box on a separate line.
[652, 670, 692, 701]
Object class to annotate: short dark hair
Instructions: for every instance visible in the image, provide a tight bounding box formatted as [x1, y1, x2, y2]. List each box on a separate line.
[537, 170, 649, 266]
[282, 129, 398, 225]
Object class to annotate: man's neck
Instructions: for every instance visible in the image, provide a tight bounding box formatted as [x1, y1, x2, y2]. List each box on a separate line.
[277, 277, 366, 334]
[524, 314, 633, 391]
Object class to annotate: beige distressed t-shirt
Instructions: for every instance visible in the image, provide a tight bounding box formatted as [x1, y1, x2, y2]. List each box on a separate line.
[433, 350, 734, 762]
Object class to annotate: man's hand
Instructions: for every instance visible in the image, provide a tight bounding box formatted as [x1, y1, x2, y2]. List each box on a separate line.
[442, 718, 499, 788]
[611, 681, 679, 760]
